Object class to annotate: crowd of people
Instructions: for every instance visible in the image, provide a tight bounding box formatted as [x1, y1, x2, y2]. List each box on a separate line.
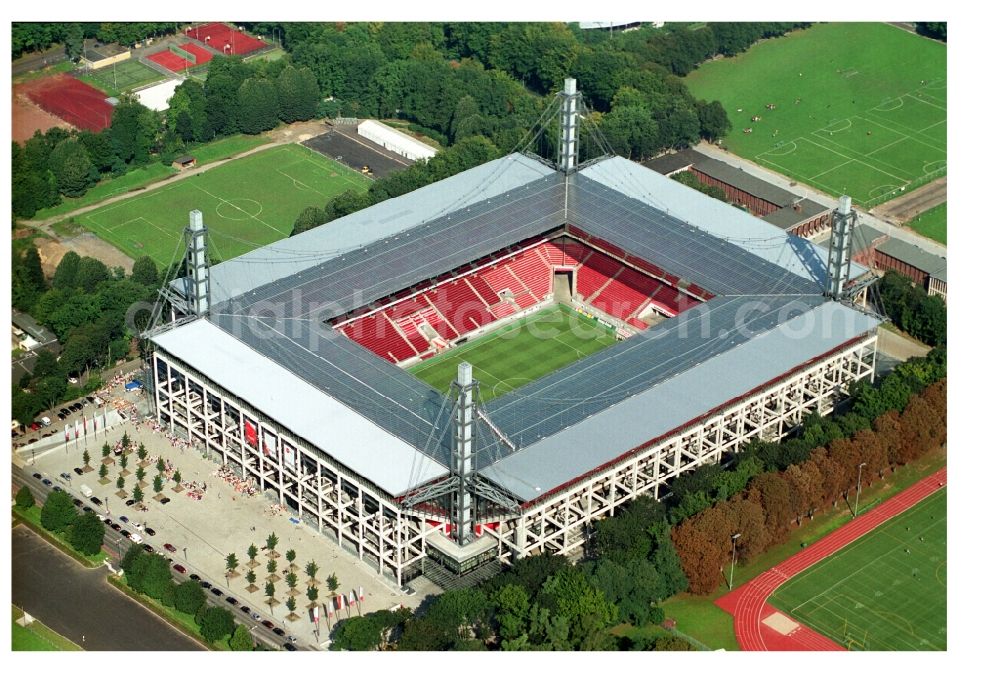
[214, 464, 258, 497]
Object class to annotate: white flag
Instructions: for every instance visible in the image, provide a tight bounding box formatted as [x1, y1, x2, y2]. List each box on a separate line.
[358, 586, 364, 602]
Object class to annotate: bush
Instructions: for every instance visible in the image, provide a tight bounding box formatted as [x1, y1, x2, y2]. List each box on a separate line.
[197, 606, 236, 643]
[68, 511, 105, 555]
[15, 485, 34, 509]
[175, 579, 207, 615]
[40, 490, 77, 532]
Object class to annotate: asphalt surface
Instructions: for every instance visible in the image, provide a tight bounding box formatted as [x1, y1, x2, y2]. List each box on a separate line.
[303, 127, 412, 178]
[12, 526, 205, 651]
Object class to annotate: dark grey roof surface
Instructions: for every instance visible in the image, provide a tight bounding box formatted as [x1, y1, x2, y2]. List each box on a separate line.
[814, 223, 887, 253]
[568, 174, 823, 295]
[640, 148, 702, 176]
[762, 199, 831, 230]
[694, 156, 798, 206]
[214, 172, 567, 320]
[876, 238, 948, 282]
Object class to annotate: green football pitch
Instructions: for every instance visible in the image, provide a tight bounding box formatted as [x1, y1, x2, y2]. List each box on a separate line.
[770, 488, 947, 651]
[81, 59, 165, 94]
[907, 202, 947, 245]
[409, 305, 618, 401]
[77, 144, 369, 267]
[685, 23, 946, 207]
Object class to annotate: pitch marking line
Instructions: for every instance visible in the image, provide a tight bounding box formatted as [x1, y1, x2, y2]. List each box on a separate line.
[191, 183, 284, 236]
[296, 145, 371, 188]
[863, 116, 946, 155]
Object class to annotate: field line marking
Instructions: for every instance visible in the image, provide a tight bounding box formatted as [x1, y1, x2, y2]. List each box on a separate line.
[190, 183, 284, 235]
[906, 92, 946, 112]
[864, 136, 909, 158]
[808, 158, 855, 181]
[296, 143, 371, 188]
[862, 116, 946, 155]
[275, 167, 327, 196]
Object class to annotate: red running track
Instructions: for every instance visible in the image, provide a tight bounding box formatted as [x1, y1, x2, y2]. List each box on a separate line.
[716, 466, 946, 651]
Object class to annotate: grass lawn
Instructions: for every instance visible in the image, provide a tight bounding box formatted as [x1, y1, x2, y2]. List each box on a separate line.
[906, 202, 946, 244]
[33, 163, 178, 221]
[771, 489, 946, 650]
[685, 23, 946, 207]
[651, 449, 946, 650]
[12, 606, 81, 651]
[72, 143, 368, 267]
[187, 134, 271, 165]
[409, 305, 618, 401]
[107, 575, 229, 650]
[13, 507, 107, 567]
[77, 60, 165, 96]
[12, 60, 74, 84]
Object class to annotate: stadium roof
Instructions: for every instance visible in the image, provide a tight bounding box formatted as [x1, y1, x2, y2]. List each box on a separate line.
[761, 198, 831, 231]
[155, 151, 876, 501]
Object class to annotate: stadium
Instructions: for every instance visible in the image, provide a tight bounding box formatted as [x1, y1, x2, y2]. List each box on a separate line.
[146, 80, 879, 588]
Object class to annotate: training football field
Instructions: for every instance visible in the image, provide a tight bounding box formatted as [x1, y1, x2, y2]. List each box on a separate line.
[77, 144, 369, 267]
[770, 488, 947, 651]
[409, 305, 618, 402]
[685, 23, 946, 207]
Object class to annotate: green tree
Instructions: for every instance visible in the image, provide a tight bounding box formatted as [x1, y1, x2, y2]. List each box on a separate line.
[266, 532, 278, 555]
[102, 442, 112, 460]
[305, 560, 318, 580]
[40, 490, 77, 532]
[141, 555, 173, 600]
[285, 549, 296, 565]
[49, 137, 98, 197]
[109, 100, 157, 165]
[132, 484, 144, 504]
[538, 567, 617, 648]
[99, 462, 109, 482]
[156, 457, 167, 475]
[236, 77, 280, 134]
[229, 624, 255, 651]
[291, 206, 327, 235]
[116, 475, 125, 491]
[226, 553, 239, 576]
[153, 475, 164, 494]
[15, 485, 35, 509]
[248, 544, 258, 564]
[285, 571, 298, 590]
[75, 257, 109, 293]
[82, 449, 91, 468]
[136, 466, 146, 484]
[326, 573, 339, 596]
[52, 251, 81, 290]
[137, 443, 148, 462]
[175, 579, 207, 614]
[267, 558, 278, 575]
[286, 596, 297, 614]
[696, 99, 731, 141]
[130, 255, 159, 286]
[119, 454, 128, 471]
[306, 585, 319, 604]
[172, 470, 182, 487]
[198, 606, 236, 643]
[246, 570, 257, 587]
[264, 581, 276, 606]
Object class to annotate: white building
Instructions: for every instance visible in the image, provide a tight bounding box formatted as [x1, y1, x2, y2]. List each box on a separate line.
[357, 119, 437, 162]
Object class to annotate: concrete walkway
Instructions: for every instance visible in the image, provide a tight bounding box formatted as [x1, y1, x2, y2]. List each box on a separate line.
[694, 142, 947, 258]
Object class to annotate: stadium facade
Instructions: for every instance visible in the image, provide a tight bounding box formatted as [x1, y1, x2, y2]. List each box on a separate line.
[148, 81, 879, 587]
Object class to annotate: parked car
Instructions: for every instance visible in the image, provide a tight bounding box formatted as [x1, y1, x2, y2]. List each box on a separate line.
[52, 486, 63, 493]
[31, 472, 41, 480]
[251, 612, 261, 622]
[164, 543, 177, 553]
[173, 564, 187, 574]
[239, 605, 251, 615]
[262, 620, 274, 629]
[225, 596, 238, 606]
[189, 573, 201, 581]
[111, 523, 122, 532]
[272, 627, 285, 637]
[83, 506, 94, 513]
[129, 532, 143, 544]
[142, 544, 154, 553]
[90, 496, 102, 506]
[288, 635, 298, 644]
[282, 643, 296, 651]
[121, 530, 131, 539]
[73, 467, 84, 476]
[118, 516, 129, 524]
[200, 581, 212, 589]
[144, 527, 156, 537]
[210, 588, 223, 597]
[159, 497, 171, 505]
[30, 422, 42, 431]
[125, 499, 135, 507]
[103, 518, 113, 526]
[71, 497, 82, 506]
[41, 478, 52, 486]
[57, 413, 66, 421]
[40, 416, 52, 426]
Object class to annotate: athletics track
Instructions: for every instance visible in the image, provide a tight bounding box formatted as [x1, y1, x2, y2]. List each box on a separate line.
[715, 466, 947, 650]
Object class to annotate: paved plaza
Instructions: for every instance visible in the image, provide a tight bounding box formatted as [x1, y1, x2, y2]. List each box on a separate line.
[17, 390, 440, 649]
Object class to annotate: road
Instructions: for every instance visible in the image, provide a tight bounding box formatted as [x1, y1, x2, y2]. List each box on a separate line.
[12, 526, 205, 651]
[12, 45, 67, 77]
[693, 142, 947, 258]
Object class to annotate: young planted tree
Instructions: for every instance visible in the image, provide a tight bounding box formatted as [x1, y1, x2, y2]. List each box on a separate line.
[153, 475, 164, 494]
[156, 457, 167, 475]
[116, 475, 126, 491]
[266, 532, 279, 557]
[132, 484, 144, 504]
[102, 442, 112, 461]
[119, 454, 129, 472]
[267, 558, 278, 577]
[305, 560, 318, 581]
[82, 449, 91, 468]
[285, 549, 296, 568]
[264, 581, 277, 609]
[306, 585, 319, 605]
[136, 466, 146, 484]
[247, 544, 258, 567]
[137, 443, 148, 463]
[225, 553, 239, 577]
[120, 432, 130, 449]
[285, 571, 298, 592]
[326, 573, 339, 597]
[172, 470, 182, 488]
[286, 596, 297, 614]
[246, 569, 257, 592]
[99, 462, 109, 482]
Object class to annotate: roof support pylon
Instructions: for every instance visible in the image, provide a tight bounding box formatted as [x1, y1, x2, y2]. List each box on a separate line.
[185, 210, 211, 317]
[825, 196, 856, 299]
[558, 78, 581, 174]
[450, 362, 477, 546]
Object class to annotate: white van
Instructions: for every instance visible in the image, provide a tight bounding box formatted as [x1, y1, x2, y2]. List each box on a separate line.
[80, 485, 93, 498]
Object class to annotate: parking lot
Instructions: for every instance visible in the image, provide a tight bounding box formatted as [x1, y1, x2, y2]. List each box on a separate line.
[302, 127, 412, 179]
[15, 393, 440, 650]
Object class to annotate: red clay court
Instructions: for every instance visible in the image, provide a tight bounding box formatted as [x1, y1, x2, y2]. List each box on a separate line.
[147, 42, 216, 72]
[716, 466, 947, 651]
[185, 22, 268, 55]
[20, 73, 112, 132]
